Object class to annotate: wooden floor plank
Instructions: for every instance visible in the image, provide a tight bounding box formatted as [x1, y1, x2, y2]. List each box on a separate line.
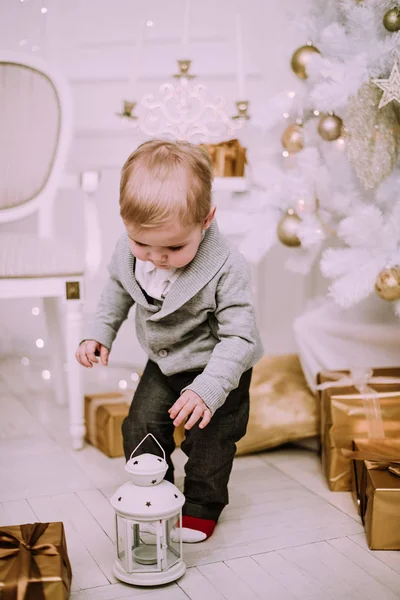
[198, 561, 261, 600]
[328, 537, 400, 597]
[177, 567, 226, 600]
[0, 498, 39, 525]
[225, 556, 297, 599]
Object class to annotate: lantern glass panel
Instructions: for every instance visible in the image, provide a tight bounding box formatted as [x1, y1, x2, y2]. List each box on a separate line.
[116, 514, 127, 570]
[164, 513, 182, 570]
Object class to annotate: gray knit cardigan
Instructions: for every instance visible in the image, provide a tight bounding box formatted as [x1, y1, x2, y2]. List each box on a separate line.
[85, 221, 263, 414]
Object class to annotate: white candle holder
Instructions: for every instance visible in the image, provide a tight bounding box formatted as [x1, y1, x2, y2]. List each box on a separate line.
[232, 100, 250, 121]
[173, 59, 195, 80]
[116, 100, 138, 120]
[117, 60, 249, 142]
[110, 434, 186, 586]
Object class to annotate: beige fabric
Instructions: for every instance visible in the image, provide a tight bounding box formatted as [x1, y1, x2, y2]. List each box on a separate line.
[0, 62, 60, 210]
[173, 354, 318, 455]
[235, 354, 318, 455]
[0, 233, 83, 278]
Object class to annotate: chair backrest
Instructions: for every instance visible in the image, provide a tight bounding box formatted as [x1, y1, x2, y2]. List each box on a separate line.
[0, 51, 73, 237]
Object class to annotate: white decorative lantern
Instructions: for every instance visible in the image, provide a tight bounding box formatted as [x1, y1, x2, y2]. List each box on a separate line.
[110, 434, 186, 586]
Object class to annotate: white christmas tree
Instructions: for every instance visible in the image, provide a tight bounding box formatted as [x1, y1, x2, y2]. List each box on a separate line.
[250, 0, 400, 316]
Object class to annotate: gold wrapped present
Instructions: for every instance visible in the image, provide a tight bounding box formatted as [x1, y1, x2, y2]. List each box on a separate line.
[348, 439, 400, 550]
[85, 392, 131, 458]
[85, 392, 185, 457]
[316, 368, 400, 491]
[236, 354, 317, 456]
[0, 522, 72, 599]
[173, 422, 186, 448]
[200, 139, 247, 177]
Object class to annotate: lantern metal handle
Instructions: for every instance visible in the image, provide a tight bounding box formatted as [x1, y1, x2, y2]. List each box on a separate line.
[129, 433, 166, 462]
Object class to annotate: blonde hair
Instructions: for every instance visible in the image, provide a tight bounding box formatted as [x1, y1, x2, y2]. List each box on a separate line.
[120, 139, 213, 227]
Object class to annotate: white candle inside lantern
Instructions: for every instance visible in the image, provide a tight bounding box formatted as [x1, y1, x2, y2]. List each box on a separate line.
[235, 13, 246, 100]
[128, 21, 144, 98]
[181, 0, 190, 57]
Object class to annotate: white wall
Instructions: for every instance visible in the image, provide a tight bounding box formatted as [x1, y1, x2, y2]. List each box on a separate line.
[1, 0, 314, 368]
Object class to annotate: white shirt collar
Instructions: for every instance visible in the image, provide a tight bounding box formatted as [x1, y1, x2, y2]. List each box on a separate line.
[135, 259, 180, 301]
[142, 260, 177, 276]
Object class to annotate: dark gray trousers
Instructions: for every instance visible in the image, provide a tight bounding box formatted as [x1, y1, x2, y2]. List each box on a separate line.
[122, 360, 251, 521]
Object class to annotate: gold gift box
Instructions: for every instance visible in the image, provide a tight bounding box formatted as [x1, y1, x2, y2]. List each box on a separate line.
[85, 392, 131, 458]
[0, 522, 72, 599]
[200, 139, 247, 177]
[174, 422, 186, 447]
[85, 392, 185, 457]
[351, 439, 400, 550]
[317, 368, 400, 491]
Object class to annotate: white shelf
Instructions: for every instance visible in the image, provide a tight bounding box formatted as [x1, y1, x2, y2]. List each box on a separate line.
[61, 173, 250, 193]
[212, 177, 249, 192]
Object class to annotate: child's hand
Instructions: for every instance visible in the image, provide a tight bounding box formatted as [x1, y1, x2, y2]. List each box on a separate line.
[75, 340, 109, 368]
[169, 390, 212, 430]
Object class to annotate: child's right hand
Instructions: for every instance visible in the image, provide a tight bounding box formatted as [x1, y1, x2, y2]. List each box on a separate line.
[75, 340, 109, 368]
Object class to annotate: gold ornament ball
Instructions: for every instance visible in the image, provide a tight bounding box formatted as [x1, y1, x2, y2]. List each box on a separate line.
[277, 209, 302, 247]
[281, 123, 304, 153]
[383, 7, 400, 32]
[291, 43, 321, 80]
[375, 266, 400, 301]
[317, 113, 343, 141]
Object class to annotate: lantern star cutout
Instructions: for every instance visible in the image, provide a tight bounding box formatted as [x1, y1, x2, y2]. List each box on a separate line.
[151, 479, 157, 484]
[372, 57, 400, 109]
[145, 501, 151, 507]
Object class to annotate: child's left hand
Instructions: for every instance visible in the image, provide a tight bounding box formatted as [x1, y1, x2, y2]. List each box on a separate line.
[169, 390, 212, 430]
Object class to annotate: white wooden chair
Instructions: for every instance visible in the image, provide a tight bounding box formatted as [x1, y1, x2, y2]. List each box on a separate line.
[0, 51, 98, 450]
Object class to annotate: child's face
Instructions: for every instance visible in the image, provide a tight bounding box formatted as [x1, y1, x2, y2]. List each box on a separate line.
[125, 215, 213, 269]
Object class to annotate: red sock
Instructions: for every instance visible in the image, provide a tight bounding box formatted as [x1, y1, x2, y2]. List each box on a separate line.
[181, 515, 216, 539]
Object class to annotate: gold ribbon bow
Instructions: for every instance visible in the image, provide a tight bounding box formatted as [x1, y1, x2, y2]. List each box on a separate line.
[316, 368, 400, 439]
[0, 523, 71, 600]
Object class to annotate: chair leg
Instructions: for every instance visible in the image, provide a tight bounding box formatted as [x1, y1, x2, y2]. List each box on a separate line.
[64, 293, 85, 450]
[43, 297, 67, 406]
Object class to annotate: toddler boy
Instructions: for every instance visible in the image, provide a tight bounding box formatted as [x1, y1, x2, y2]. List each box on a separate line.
[76, 140, 263, 542]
